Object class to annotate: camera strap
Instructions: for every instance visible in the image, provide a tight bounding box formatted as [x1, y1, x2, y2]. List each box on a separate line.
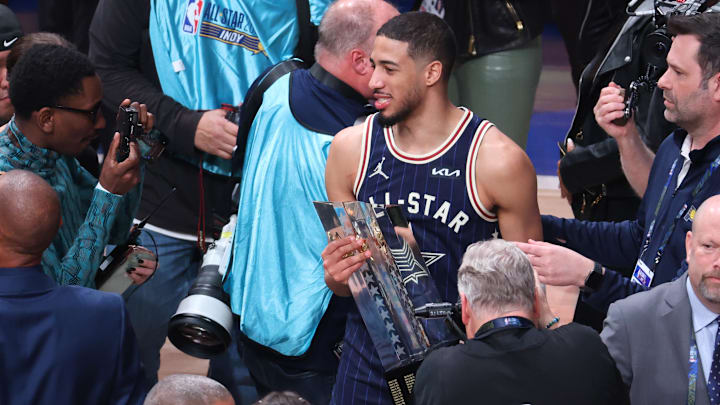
[231, 58, 306, 175]
[294, 0, 317, 65]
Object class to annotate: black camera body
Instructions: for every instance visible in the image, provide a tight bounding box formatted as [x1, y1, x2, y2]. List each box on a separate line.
[643, 27, 673, 71]
[615, 68, 658, 125]
[116, 106, 143, 162]
[616, 0, 711, 124]
[221, 103, 241, 125]
[115, 105, 169, 162]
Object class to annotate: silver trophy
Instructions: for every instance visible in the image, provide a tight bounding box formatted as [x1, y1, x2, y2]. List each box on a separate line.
[314, 201, 458, 404]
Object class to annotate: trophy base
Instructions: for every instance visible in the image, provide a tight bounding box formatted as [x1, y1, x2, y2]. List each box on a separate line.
[384, 361, 420, 405]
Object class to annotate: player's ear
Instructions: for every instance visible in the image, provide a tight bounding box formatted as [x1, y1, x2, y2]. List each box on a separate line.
[424, 60, 442, 87]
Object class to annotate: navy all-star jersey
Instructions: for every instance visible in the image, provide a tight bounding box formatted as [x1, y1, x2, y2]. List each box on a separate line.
[331, 108, 501, 405]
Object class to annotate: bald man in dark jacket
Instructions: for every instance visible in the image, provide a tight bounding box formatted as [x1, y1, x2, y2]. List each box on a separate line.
[0, 170, 145, 405]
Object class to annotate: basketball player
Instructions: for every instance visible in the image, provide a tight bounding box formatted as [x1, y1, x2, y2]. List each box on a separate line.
[321, 12, 543, 404]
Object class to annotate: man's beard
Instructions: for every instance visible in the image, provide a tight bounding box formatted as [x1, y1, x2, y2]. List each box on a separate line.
[377, 87, 422, 128]
[378, 105, 412, 127]
[700, 272, 720, 304]
[663, 87, 705, 130]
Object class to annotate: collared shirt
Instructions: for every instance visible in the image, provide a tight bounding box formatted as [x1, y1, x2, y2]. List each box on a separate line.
[677, 134, 692, 188]
[687, 276, 720, 383]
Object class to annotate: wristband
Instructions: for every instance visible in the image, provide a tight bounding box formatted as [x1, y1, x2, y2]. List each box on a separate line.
[581, 261, 604, 293]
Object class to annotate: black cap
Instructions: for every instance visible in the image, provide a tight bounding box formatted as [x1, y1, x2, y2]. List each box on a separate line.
[0, 5, 21, 52]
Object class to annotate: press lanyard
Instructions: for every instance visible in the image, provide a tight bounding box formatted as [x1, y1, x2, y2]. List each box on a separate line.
[639, 154, 720, 274]
[688, 330, 699, 405]
[475, 316, 534, 340]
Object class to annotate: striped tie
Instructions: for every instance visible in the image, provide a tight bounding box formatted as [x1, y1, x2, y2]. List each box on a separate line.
[710, 316, 720, 405]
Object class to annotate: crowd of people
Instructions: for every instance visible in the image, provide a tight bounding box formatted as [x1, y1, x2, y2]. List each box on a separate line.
[1, 0, 720, 404]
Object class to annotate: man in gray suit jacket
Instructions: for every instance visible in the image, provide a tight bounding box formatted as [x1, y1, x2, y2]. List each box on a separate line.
[602, 195, 720, 405]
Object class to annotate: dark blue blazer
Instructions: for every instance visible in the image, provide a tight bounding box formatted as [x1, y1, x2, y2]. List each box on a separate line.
[543, 131, 720, 313]
[0, 265, 145, 404]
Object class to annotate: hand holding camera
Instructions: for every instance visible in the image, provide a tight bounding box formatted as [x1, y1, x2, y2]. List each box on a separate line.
[99, 99, 153, 195]
[194, 108, 239, 160]
[593, 82, 641, 141]
[221, 103, 241, 125]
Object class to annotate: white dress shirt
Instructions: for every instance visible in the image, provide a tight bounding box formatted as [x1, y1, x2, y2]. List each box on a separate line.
[687, 276, 720, 383]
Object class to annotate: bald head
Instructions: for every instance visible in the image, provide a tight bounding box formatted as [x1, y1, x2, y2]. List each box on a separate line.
[0, 170, 60, 266]
[686, 195, 720, 313]
[314, 0, 398, 99]
[144, 374, 234, 405]
[692, 195, 720, 233]
[315, 0, 398, 59]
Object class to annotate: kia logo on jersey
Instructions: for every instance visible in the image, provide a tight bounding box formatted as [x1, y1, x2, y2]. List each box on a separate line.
[430, 167, 461, 178]
[183, 0, 204, 34]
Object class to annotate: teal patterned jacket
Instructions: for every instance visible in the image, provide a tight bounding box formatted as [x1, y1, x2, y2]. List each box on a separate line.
[0, 118, 142, 287]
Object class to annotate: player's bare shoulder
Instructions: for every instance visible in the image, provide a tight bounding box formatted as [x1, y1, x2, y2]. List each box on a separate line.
[328, 122, 365, 172]
[473, 125, 541, 241]
[326, 121, 368, 200]
[475, 126, 535, 182]
[330, 122, 364, 158]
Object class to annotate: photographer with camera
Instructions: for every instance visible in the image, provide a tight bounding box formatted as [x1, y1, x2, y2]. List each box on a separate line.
[593, 0, 719, 197]
[557, 0, 680, 223]
[518, 11, 720, 317]
[89, 0, 336, 396]
[0, 43, 155, 288]
[414, 239, 627, 404]
[552, 0, 681, 330]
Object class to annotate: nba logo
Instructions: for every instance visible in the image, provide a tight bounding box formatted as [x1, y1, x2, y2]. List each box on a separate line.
[183, 0, 203, 34]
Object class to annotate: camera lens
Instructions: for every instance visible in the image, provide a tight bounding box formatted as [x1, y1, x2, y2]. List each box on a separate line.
[168, 262, 233, 359]
[643, 28, 672, 72]
[177, 323, 225, 346]
[654, 42, 668, 56]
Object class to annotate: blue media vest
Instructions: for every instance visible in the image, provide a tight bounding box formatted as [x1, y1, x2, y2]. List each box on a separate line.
[543, 130, 720, 313]
[331, 109, 501, 405]
[225, 65, 367, 359]
[226, 73, 333, 356]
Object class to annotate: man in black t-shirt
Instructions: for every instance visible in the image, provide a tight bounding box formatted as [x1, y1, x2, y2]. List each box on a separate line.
[414, 239, 628, 405]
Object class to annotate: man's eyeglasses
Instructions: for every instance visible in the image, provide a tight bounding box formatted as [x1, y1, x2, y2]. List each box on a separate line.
[52, 104, 102, 123]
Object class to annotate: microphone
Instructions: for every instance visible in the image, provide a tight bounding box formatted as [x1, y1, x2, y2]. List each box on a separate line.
[414, 302, 461, 319]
